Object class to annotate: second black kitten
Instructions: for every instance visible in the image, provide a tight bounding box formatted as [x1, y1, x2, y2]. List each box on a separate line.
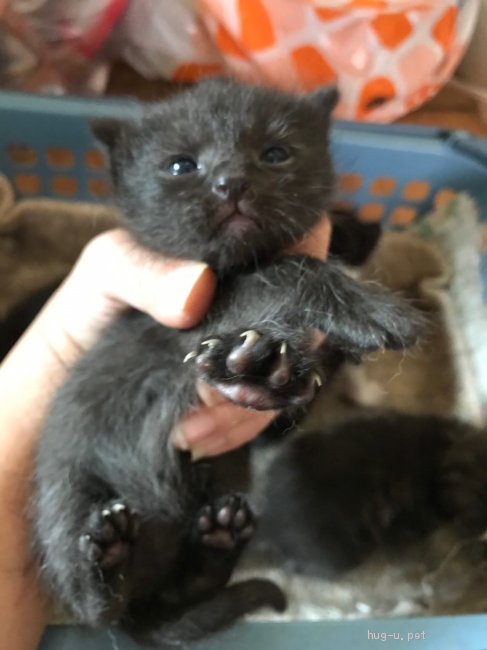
[258, 412, 487, 578]
[32, 79, 421, 646]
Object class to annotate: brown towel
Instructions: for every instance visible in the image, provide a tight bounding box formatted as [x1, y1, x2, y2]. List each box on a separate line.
[0, 173, 120, 319]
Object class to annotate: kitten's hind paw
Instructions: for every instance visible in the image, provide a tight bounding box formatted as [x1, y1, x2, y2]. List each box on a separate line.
[185, 329, 322, 410]
[79, 501, 139, 570]
[196, 494, 255, 551]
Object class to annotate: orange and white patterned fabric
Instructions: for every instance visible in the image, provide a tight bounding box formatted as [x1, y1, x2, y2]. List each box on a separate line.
[119, 0, 479, 122]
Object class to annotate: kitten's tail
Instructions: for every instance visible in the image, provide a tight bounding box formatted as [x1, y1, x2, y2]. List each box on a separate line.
[134, 579, 286, 649]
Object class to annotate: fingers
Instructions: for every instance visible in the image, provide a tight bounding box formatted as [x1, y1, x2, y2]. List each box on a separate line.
[289, 215, 331, 260]
[173, 383, 277, 459]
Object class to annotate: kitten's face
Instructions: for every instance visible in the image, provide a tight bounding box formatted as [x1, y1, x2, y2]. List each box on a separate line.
[94, 79, 337, 273]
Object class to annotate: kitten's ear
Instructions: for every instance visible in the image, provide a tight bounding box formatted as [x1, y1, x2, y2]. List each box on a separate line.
[91, 118, 124, 151]
[307, 85, 339, 116]
[91, 118, 135, 185]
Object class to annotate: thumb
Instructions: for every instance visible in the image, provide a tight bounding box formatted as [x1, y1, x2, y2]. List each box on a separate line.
[75, 229, 217, 329]
[37, 229, 216, 359]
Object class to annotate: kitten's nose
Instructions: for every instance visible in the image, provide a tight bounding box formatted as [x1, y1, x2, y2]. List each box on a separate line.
[212, 176, 250, 201]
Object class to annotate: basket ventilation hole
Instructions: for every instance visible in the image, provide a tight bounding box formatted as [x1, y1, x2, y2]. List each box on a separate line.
[52, 176, 77, 196]
[14, 174, 40, 194]
[435, 188, 456, 207]
[85, 150, 107, 170]
[359, 203, 384, 222]
[8, 144, 37, 166]
[47, 148, 75, 169]
[369, 177, 396, 196]
[88, 179, 112, 198]
[339, 174, 362, 193]
[402, 180, 430, 201]
[389, 206, 417, 226]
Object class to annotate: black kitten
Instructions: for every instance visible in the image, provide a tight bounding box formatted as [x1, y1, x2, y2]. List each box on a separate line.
[258, 412, 487, 578]
[32, 78, 421, 646]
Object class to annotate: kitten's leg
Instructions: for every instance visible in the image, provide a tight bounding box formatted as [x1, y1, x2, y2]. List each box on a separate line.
[194, 493, 255, 552]
[165, 493, 259, 603]
[187, 495, 284, 606]
[182, 256, 421, 411]
[132, 580, 286, 648]
[34, 314, 194, 625]
[79, 500, 139, 570]
[283, 256, 423, 352]
[183, 494, 282, 606]
[184, 256, 422, 409]
[34, 476, 136, 625]
[124, 494, 286, 646]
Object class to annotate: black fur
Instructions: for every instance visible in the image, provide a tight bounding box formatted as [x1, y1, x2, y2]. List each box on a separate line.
[32, 79, 422, 645]
[328, 208, 382, 267]
[258, 412, 487, 578]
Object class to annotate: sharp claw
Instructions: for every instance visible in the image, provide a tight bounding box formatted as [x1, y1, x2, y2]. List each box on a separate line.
[240, 330, 260, 346]
[269, 348, 291, 388]
[183, 350, 198, 363]
[313, 372, 323, 387]
[201, 339, 220, 349]
[279, 342, 287, 355]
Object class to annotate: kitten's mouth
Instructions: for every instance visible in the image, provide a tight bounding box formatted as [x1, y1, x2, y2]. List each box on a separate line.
[214, 201, 260, 235]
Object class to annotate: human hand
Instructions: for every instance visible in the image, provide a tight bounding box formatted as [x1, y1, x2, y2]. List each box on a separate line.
[0, 217, 330, 650]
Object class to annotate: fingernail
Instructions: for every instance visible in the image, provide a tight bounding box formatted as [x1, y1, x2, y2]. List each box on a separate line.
[171, 425, 189, 451]
[179, 411, 216, 444]
[160, 263, 211, 321]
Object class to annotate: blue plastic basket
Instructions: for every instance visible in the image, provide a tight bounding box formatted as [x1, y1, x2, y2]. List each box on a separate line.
[0, 89, 486, 298]
[1, 89, 487, 301]
[331, 121, 487, 300]
[1, 90, 487, 648]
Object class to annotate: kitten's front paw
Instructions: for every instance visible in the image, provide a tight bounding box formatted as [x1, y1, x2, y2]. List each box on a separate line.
[79, 501, 139, 570]
[184, 329, 322, 410]
[196, 494, 255, 550]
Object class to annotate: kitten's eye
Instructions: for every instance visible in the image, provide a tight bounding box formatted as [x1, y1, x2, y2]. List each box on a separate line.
[166, 156, 198, 176]
[260, 146, 290, 164]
